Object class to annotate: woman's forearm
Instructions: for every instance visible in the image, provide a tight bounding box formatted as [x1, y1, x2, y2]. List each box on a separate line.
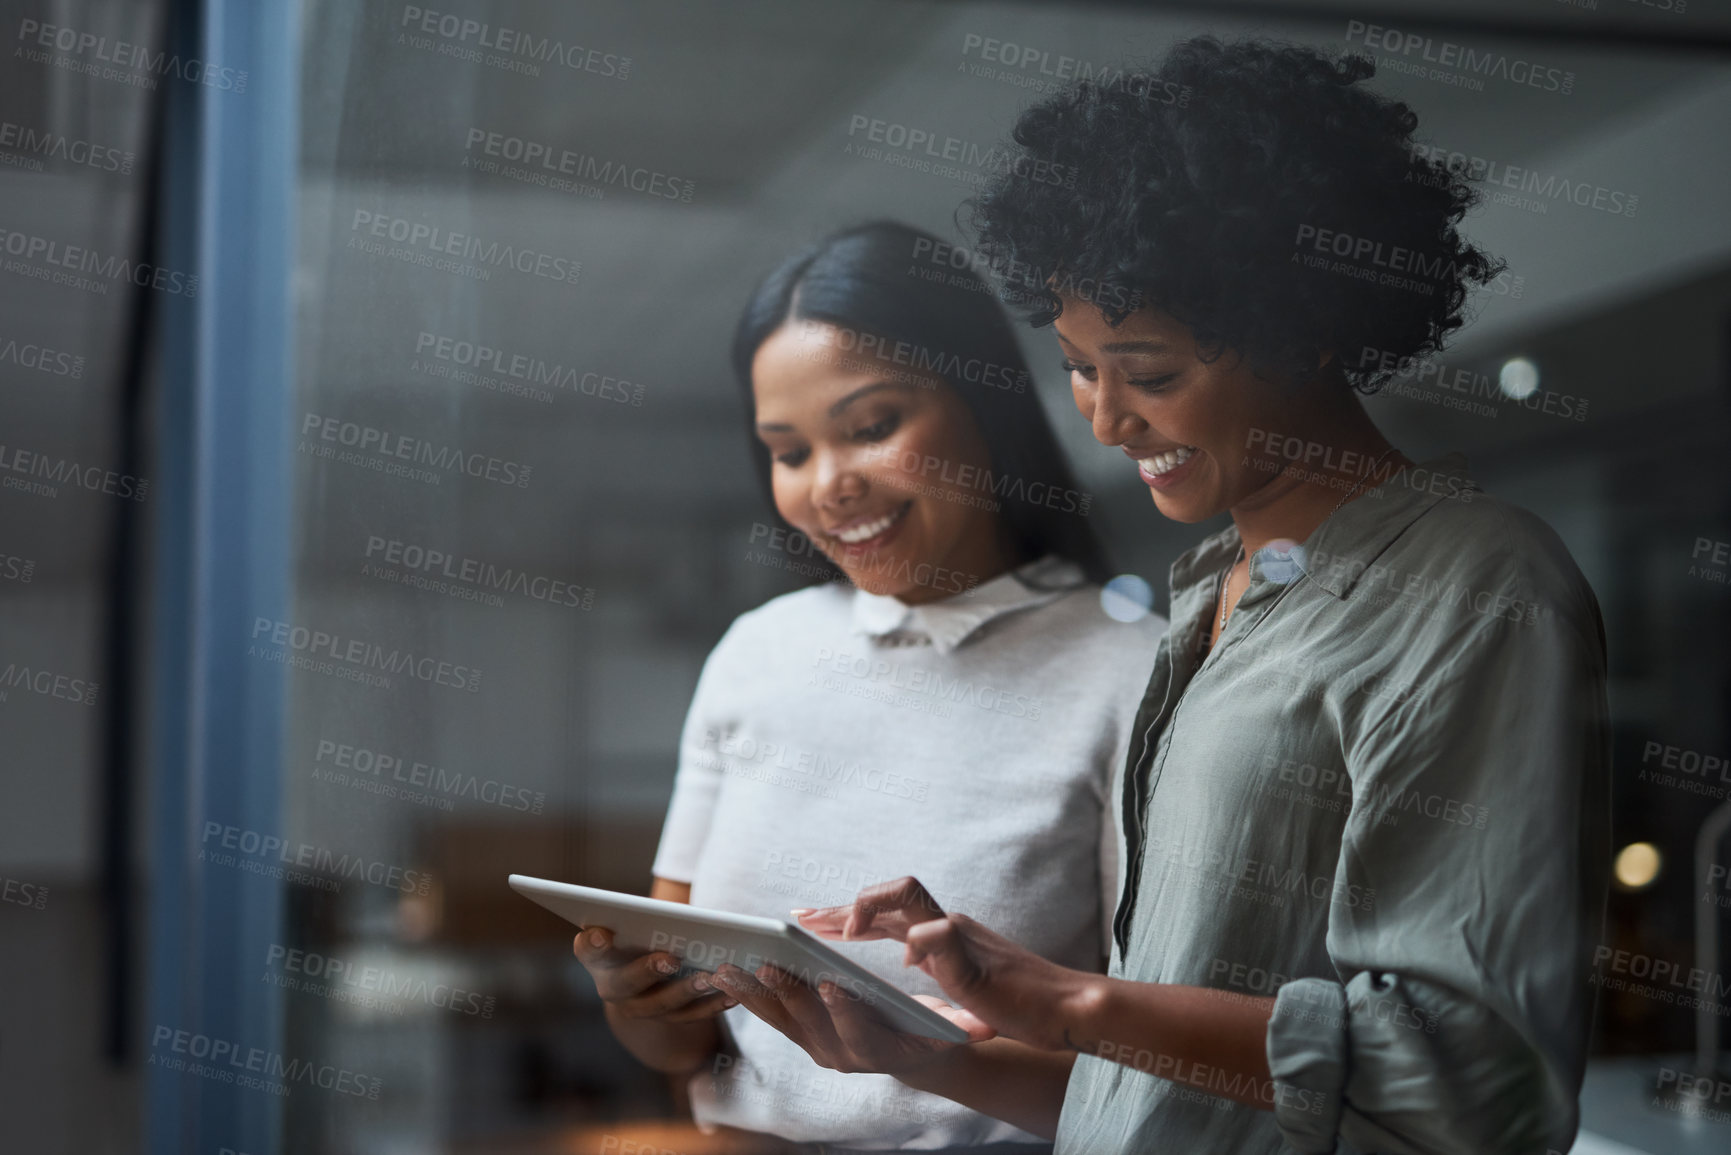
[602, 1003, 723, 1075]
[901, 977, 1276, 1126]
[897, 1039, 1077, 1139]
[794, 883, 1281, 1117]
[1059, 977, 1277, 1111]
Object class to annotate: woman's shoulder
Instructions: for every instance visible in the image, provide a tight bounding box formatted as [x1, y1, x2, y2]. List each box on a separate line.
[1037, 581, 1169, 647]
[704, 581, 854, 661]
[959, 554, 1168, 652]
[1386, 485, 1603, 644]
[1404, 488, 1584, 584]
[974, 578, 1168, 697]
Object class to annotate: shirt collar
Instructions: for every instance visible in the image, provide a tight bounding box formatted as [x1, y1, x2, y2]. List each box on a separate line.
[850, 554, 1085, 654]
[1170, 452, 1479, 601]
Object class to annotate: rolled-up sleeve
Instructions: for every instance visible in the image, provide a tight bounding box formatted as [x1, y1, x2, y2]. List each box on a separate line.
[1267, 978, 1347, 1151]
[1265, 590, 1612, 1154]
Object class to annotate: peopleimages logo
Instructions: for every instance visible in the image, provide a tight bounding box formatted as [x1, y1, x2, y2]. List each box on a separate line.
[1655, 1067, 1731, 1123]
[0, 119, 134, 173]
[398, 6, 630, 78]
[1, 875, 48, 911]
[363, 534, 595, 610]
[346, 209, 581, 286]
[1591, 945, 1731, 1012]
[0, 223, 197, 296]
[0, 442, 149, 501]
[1691, 537, 1731, 589]
[1295, 223, 1451, 282]
[149, 1025, 380, 1099]
[1243, 427, 1478, 505]
[463, 128, 695, 202]
[248, 616, 483, 693]
[313, 737, 547, 814]
[1343, 21, 1575, 94]
[704, 1052, 943, 1127]
[1088, 1039, 1327, 1117]
[860, 444, 1092, 516]
[796, 320, 1028, 393]
[1143, 832, 1377, 911]
[0, 333, 84, 378]
[1293, 223, 1524, 300]
[906, 235, 1143, 315]
[265, 943, 497, 1018]
[16, 18, 249, 92]
[1410, 142, 1637, 218]
[845, 113, 1078, 189]
[1638, 738, 1731, 796]
[0, 659, 99, 706]
[1357, 346, 1588, 423]
[1301, 547, 1537, 632]
[812, 646, 1043, 719]
[413, 331, 645, 405]
[299, 411, 532, 488]
[0, 552, 34, 584]
[696, 729, 931, 803]
[200, 821, 433, 895]
[959, 33, 1191, 105]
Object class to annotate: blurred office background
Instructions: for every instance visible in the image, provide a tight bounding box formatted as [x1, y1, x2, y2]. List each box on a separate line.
[1, 0, 1729, 1151]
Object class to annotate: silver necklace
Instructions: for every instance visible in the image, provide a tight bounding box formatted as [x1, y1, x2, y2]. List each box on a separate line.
[1215, 446, 1399, 638]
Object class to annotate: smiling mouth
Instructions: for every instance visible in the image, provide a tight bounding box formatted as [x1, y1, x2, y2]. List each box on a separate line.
[826, 501, 911, 546]
[1137, 446, 1196, 477]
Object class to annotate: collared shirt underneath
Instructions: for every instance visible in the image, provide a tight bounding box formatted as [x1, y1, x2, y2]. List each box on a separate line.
[849, 553, 1090, 654]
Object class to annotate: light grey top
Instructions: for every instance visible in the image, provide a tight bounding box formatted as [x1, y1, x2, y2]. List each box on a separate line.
[654, 555, 1167, 1148]
[1056, 452, 1611, 1155]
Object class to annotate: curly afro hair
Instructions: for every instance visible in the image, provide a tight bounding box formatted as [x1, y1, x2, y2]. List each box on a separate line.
[963, 36, 1506, 393]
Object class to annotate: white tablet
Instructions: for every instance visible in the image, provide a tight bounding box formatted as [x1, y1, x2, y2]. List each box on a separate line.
[508, 874, 969, 1043]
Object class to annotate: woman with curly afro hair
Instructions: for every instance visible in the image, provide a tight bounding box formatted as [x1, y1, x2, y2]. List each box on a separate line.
[712, 36, 1611, 1155]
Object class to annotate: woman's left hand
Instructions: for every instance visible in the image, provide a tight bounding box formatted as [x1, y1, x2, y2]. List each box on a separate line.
[792, 875, 1100, 1054]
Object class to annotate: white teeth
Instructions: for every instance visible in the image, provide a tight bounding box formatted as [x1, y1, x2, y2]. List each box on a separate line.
[833, 505, 906, 544]
[1138, 446, 1196, 476]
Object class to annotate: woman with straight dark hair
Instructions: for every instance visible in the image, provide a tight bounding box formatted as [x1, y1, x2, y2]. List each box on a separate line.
[712, 40, 1611, 1155]
[726, 222, 1112, 593]
[572, 220, 1166, 1152]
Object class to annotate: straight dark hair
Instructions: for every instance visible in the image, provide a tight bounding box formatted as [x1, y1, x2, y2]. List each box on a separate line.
[730, 220, 1110, 589]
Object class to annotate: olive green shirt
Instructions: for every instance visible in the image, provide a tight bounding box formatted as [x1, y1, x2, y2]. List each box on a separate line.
[1055, 452, 1611, 1155]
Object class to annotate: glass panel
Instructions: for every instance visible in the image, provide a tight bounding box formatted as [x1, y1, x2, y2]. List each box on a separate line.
[4, 2, 1729, 1152]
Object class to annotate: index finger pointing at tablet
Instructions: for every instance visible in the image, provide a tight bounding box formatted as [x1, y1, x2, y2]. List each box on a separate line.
[795, 876, 947, 942]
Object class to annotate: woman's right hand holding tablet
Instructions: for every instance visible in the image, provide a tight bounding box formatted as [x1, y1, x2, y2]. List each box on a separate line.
[795, 876, 1099, 1054]
[713, 873, 1085, 1074]
[707, 957, 993, 1078]
[572, 926, 737, 1024]
[712, 877, 1082, 1140]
